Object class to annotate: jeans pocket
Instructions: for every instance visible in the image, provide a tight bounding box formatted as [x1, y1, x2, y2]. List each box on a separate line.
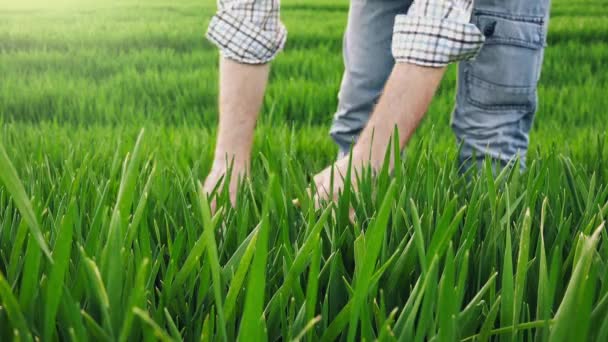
[464, 12, 546, 111]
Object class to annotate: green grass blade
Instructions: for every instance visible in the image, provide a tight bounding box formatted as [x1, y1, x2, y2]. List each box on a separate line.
[500, 217, 514, 330]
[18, 232, 42, 315]
[266, 204, 333, 313]
[536, 199, 551, 329]
[320, 302, 352, 342]
[82, 309, 112, 342]
[409, 198, 427, 274]
[81, 249, 112, 334]
[223, 227, 259, 321]
[0, 271, 33, 342]
[164, 308, 182, 340]
[305, 241, 322, 342]
[437, 244, 456, 341]
[347, 181, 396, 341]
[222, 223, 261, 280]
[238, 176, 273, 342]
[173, 227, 208, 291]
[43, 208, 74, 341]
[293, 316, 322, 342]
[513, 208, 532, 337]
[0, 143, 52, 260]
[198, 182, 227, 342]
[133, 308, 174, 342]
[119, 258, 150, 342]
[125, 163, 156, 247]
[550, 224, 604, 342]
[479, 295, 502, 342]
[7, 220, 29, 284]
[114, 128, 146, 229]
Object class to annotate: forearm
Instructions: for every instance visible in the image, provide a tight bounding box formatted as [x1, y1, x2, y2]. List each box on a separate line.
[352, 63, 446, 170]
[213, 58, 270, 170]
[206, 0, 286, 171]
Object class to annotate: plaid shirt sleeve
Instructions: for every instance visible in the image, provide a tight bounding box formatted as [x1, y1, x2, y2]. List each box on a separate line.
[392, 0, 485, 67]
[206, 0, 287, 65]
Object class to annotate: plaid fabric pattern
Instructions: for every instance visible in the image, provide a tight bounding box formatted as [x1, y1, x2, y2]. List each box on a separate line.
[206, 0, 483, 67]
[206, 0, 286, 64]
[392, 0, 485, 67]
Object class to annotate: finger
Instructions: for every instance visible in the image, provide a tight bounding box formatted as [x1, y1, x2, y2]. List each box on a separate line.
[292, 186, 313, 209]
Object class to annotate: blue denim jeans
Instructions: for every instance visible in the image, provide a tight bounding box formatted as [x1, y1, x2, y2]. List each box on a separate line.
[330, 0, 551, 170]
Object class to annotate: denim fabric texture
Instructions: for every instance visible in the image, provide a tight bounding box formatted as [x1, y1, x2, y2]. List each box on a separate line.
[330, 0, 551, 170]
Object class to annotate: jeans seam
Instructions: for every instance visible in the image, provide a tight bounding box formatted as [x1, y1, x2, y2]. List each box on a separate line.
[473, 10, 546, 24]
[473, 14, 545, 49]
[481, 39, 542, 50]
[465, 72, 537, 111]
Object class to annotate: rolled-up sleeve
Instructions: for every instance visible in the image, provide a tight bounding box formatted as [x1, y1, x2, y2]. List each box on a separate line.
[206, 0, 287, 65]
[392, 0, 485, 67]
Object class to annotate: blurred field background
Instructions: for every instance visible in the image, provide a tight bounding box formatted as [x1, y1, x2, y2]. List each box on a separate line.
[1, 0, 608, 340]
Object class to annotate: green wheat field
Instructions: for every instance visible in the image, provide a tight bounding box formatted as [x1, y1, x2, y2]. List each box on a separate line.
[1, 0, 608, 340]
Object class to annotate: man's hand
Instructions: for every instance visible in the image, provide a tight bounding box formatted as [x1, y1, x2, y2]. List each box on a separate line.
[298, 155, 356, 222]
[311, 63, 446, 207]
[311, 156, 355, 205]
[202, 162, 245, 211]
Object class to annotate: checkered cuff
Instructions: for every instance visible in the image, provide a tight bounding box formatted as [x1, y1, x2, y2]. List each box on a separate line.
[206, 11, 287, 65]
[392, 0, 485, 67]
